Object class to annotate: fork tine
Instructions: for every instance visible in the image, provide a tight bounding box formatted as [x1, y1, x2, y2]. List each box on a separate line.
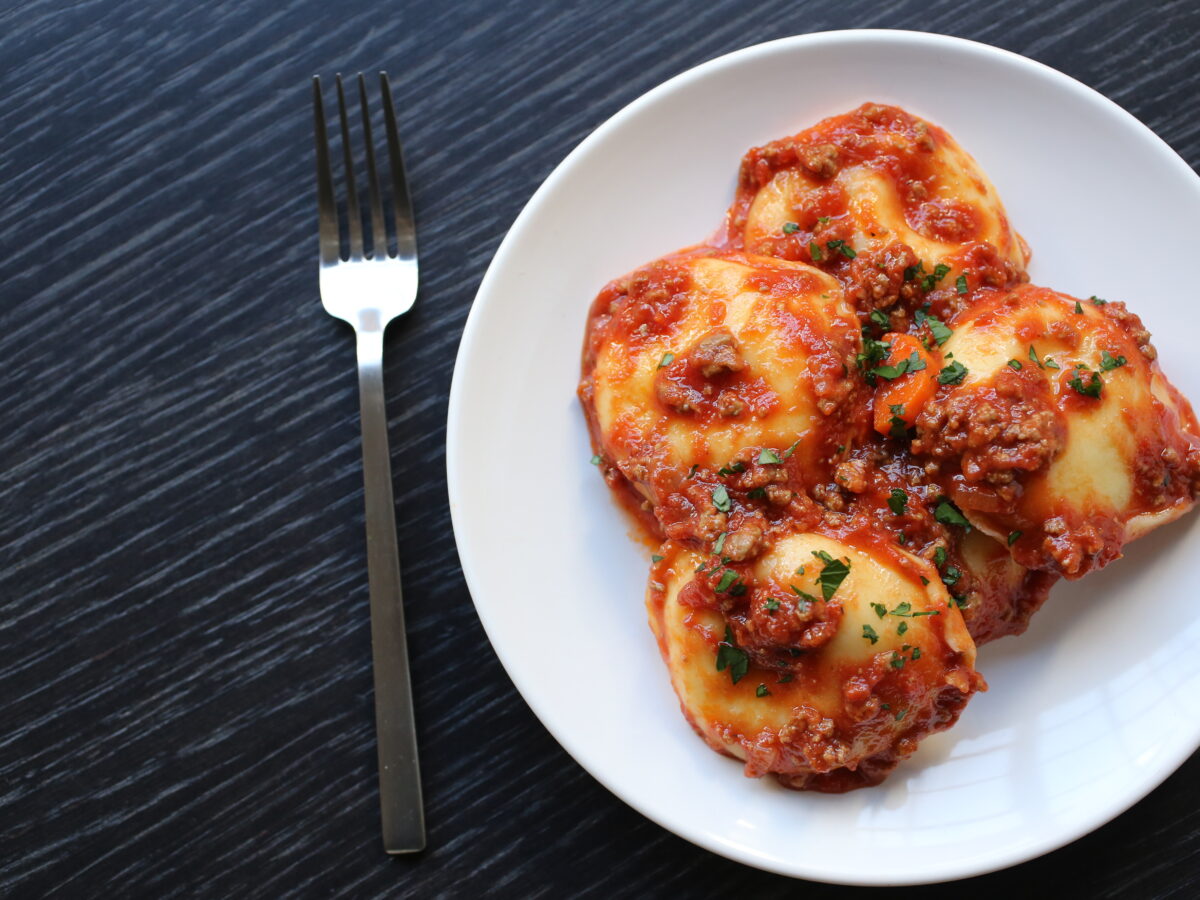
[379, 72, 418, 263]
[358, 73, 388, 260]
[335, 74, 365, 260]
[312, 76, 341, 265]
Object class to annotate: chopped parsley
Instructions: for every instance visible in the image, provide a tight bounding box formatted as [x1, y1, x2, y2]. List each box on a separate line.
[590, 454, 602, 465]
[1044, 356, 1061, 370]
[938, 360, 968, 385]
[857, 334, 892, 377]
[891, 601, 913, 617]
[813, 550, 851, 600]
[826, 239, 857, 259]
[862, 624, 880, 644]
[911, 647, 922, 661]
[687, 464, 699, 479]
[1090, 295, 1108, 306]
[756, 683, 770, 697]
[809, 241, 823, 261]
[888, 404, 908, 440]
[715, 569, 738, 592]
[873, 351, 927, 381]
[897, 621, 909, 636]
[758, 448, 783, 465]
[746, 487, 767, 500]
[1068, 367, 1103, 398]
[715, 626, 749, 684]
[651, 554, 664, 563]
[934, 498, 971, 530]
[1100, 350, 1127, 371]
[889, 653, 905, 670]
[1074, 300, 1084, 314]
[942, 565, 961, 587]
[790, 586, 819, 605]
[1029, 345, 1043, 368]
[870, 309, 891, 329]
[1008, 530, 1022, 546]
[657, 351, 675, 369]
[914, 306, 953, 345]
[782, 222, 800, 234]
[717, 461, 745, 476]
[1007, 358, 1022, 371]
[956, 274, 969, 294]
[712, 485, 732, 512]
[782, 438, 802, 459]
[778, 673, 795, 683]
[895, 708, 908, 722]
[713, 533, 727, 555]
[817, 216, 830, 225]
[871, 602, 887, 618]
[888, 488, 908, 515]
[934, 546, 947, 568]
[765, 598, 780, 612]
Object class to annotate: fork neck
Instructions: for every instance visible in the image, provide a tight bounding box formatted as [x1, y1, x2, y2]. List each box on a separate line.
[356, 326, 386, 370]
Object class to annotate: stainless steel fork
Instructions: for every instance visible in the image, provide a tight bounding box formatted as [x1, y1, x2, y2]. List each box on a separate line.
[312, 72, 424, 854]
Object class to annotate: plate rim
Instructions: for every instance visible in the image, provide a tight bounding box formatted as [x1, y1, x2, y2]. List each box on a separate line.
[446, 28, 1200, 885]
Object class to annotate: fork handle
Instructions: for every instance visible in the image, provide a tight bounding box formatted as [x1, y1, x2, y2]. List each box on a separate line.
[355, 327, 426, 854]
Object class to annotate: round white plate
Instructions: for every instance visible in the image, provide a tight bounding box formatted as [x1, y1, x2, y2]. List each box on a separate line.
[447, 30, 1200, 885]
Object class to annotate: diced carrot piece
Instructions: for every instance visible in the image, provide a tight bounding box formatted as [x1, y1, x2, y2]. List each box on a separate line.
[872, 333, 940, 436]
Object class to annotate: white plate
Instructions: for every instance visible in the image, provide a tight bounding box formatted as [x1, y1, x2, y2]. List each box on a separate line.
[447, 30, 1200, 885]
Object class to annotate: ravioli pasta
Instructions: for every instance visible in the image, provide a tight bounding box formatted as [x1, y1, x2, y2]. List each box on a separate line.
[578, 103, 1200, 791]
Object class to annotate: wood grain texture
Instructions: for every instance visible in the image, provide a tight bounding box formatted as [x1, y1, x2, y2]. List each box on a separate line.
[1, 0, 1197, 896]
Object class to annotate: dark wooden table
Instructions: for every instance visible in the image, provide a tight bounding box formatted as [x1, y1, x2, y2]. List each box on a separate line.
[2, 1, 1198, 896]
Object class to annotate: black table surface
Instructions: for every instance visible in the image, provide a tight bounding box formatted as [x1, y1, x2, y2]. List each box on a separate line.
[3, 0, 1198, 896]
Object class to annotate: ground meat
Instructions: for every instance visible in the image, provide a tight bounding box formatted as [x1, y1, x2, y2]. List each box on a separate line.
[845, 241, 921, 314]
[765, 484, 794, 506]
[722, 524, 764, 561]
[912, 368, 1065, 486]
[1098, 299, 1157, 361]
[655, 378, 700, 414]
[800, 143, 839, 179]
[692, 330, 745, 378]
[834, 459, 870, 493]
[811, 482, 846, 511]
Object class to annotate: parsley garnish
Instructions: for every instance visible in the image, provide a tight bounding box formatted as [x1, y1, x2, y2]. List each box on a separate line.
[871, 602, 887, 618]
[1044, 356, 1060, 370]
[715, 569, 738, 592]
[934, 546, 947, 568]
[746, 487, 767, 500]
[856, 334, 892, 377]
[651, 554, 664, 563]
[1008, 530, 1022, 546]
[863, 624, 880, 644]
[765, 598, 780, 612]
[713, 533, 727, 555]
[897, 621, 909, 636]
[890, 653, 905, 670]
[809, 241, 823, 261]
[938, 360, 968, 385]
[895, 708, 908, 722]
[1074, 300, 1084, 314]
[888, 488, 908, 515]
[1068, 367, 1103, 398]
[956, 274, 968, 294]
[658, 351, 675, 369]
[1029, 345, 1043, 368]
[782, 222, 800, 234]
[826, 239, 857, 259]
[934, 498, 971, 530]
[911, 647, 922, 661]
[782, 438, 802, 459]
[712, 485, 731, 512]
[1090, 295, 1108, 306]
[715, 627, 749, 684]
[873, 351, 927, 381]
[870, 309, 890, 329]
[687, 464, 698, 478]
[1007, 359, 1022, 371]
[717, 461, 745, 476]
[790, 586, 818, 604]
[590, 454, 602, 465]
[758, 448, 783, 465]
[818, 216, 831, 225]
[813, 550, 851, 600]
[756, 683, 770, 697]
[942, 565, 961, 587]
[888, 403, 907, 440]
[891, 601, 913, 617]
[1100, 350, 1127, 371]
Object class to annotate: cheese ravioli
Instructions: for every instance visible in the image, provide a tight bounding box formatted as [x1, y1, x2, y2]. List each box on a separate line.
[581, 249, 866, 543]
[647, 529, 982, 791]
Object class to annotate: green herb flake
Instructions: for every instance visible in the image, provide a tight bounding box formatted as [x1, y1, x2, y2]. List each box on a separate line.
[818, 216, 831, 225]
[1007, 358, 1022, 371]
[782, 438, 802, 459]
[713, 533, 727, 555]
[756, 683, 770, 697]
[1008, 530, 1022, 546]
[870, 309, 890, 329]
[891, 601, 913, 617]
[758, 448, 783, 465]
[862, 624, 880, 644]
[1068, 368, 1103, 399]
[897, 621, 909, 636]
[888, 488, 908, 515]
[790, 586, 819, 604]
[934, 499, 972, 530]
[657, 351, 675, 369]
[714, 569, 738, 593]
[934, 546, 948, 568]
[1090, 295, 1108, 306]
[895, 708, 908, 722]
[1044, 356, 1060, 370]
[782, 222, 800, 235]
[712, 485, 732, 512]
[1075, 300, 1084, 314]
[1029, 345, 1043, 368]
[651, 554, 664, 563]
[890, 653, 905, 670]
[809, 241, 823, 261]
[826, 239, 857, 259]
[956, 274, 968, 294]
[779, 673, 795, 683]
[1100, 350, 1127, 372]
[590, 454, 602, 465]
[746, 487, 767, 500]
[942, 565, 962, 587]
[765, 598, 780, 612]
[715, 626, 749, 684]
[813, 552, 851, 600]
[911, 647, 922, 661]
[871, 602, 887, 618]
[938, 360, 968, 385]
